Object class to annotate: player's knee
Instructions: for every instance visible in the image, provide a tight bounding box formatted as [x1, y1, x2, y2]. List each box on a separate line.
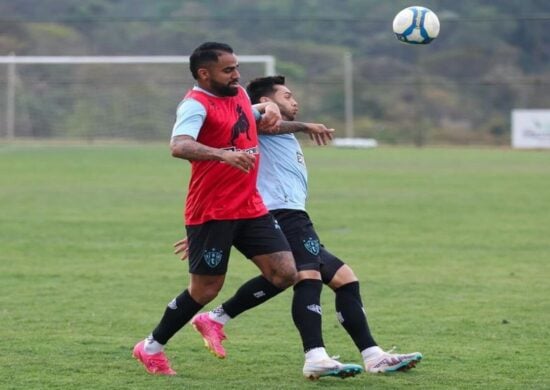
[328, 264, 358, 289]
[296, 270, 322, 283]
[277, 273, 296, 289]
[188, 277, 224, 304]
[189, 285, 220, 304]
[202, 286, 221, 302]
[273, 258, 297, 289]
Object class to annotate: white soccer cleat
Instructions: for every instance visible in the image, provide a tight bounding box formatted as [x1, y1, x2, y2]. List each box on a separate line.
[303, 357, 363, 380]
[365, 348, 423, 373]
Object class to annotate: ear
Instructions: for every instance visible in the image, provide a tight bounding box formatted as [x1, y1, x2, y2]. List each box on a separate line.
[197, 68, 209, 81]
[259, 96, 271, 103]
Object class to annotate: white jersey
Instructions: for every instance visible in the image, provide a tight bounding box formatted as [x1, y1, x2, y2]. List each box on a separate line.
[257, 133, 307, 211]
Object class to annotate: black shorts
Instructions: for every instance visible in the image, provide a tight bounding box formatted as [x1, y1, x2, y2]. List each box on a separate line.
[270, 209, 345, 284]
[186, 213, 291, 275]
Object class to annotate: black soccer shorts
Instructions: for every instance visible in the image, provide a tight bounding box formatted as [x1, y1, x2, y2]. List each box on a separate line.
[186, 213, 291, 275]
[270, 209, 345, 284]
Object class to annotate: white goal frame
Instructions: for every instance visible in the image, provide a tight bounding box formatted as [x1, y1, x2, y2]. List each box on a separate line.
[0, 55, 276, 139]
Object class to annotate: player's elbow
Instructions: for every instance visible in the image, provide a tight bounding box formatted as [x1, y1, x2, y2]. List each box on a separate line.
[170, 135, 195, 159]
[170, 142, 180, 158]
[170, 138, 187, 159]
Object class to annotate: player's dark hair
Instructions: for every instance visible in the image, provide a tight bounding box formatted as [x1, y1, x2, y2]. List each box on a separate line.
[246, 75, 286, 104]
[189, 42, 234, 80]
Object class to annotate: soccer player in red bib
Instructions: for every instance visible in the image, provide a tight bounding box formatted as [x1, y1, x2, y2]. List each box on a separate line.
[133, 42, 296, 375]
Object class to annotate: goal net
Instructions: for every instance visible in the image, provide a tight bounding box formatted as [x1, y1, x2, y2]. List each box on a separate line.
[0, 55, 275, 141]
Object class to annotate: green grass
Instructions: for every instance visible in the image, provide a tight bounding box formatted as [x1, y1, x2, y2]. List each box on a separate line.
[1, 143, 549, 389]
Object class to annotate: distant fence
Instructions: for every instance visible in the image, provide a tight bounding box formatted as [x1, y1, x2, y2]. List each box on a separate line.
[1, 54, 548, 145]
[0, 55, 275, 141]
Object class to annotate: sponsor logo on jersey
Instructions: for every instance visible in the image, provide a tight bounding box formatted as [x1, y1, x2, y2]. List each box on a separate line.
[222, 146, 258, 154]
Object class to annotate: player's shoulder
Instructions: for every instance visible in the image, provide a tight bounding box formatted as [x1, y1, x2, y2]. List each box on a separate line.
[177, 96, 206, 116]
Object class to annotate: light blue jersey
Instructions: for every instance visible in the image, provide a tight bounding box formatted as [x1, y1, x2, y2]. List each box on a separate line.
[258, 133, 307, 211]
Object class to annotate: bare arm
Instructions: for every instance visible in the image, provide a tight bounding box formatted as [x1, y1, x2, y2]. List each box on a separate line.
[258, 122, 335, 145]
[170, 135, 256, 173]
[170, 135, 226, 161]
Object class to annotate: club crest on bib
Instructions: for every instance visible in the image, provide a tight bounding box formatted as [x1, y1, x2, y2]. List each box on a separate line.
[303, 237, 320, 255]
[203, 248, 223, 268]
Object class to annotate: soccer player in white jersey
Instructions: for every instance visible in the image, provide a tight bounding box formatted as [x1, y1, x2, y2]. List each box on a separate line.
[179, 76, 423, 379]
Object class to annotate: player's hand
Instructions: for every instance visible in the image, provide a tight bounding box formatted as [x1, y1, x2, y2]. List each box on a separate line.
[221, 150, 257, 173]
[305, 123, 335, 145]
[174, 237, 189, 261]
[259, 102, 282, 133]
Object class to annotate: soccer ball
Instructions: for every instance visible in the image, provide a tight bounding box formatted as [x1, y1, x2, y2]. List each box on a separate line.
[392, 6, 440, 44]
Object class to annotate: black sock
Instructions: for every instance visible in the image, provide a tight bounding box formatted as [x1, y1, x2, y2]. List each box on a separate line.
[335, 281, 377, 350]
[222, 275, 284, 318]
[292, 279, 324, 352]
[152, 289, 203, 345]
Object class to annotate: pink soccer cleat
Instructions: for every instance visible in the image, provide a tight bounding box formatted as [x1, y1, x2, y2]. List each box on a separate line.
[191, 313, 227, 359]
[133, 340, 176, 375]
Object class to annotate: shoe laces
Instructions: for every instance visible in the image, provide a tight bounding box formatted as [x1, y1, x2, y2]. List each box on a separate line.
[207, 322, 226, 340]
[147, 353, 171, 370]
[326, 355, 345, 368]
[382, 347, 409, 364]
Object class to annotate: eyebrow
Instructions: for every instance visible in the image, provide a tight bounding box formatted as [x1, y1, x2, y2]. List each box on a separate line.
[223, 63, 239, 71]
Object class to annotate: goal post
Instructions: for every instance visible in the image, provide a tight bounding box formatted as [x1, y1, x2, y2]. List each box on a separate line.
[0, 55, 276, 140]
[0, 55, 275, 70]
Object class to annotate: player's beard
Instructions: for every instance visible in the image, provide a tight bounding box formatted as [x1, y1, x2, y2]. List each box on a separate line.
[210, 79, 239, 97]
[280, 108, 296, 121]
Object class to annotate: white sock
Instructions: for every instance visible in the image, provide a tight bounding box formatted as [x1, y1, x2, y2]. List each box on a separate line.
[305, 347, 330, 362]
[144, 335, 164, 355]
[208, 305, 231, 325]
[361, 346, 384, 361]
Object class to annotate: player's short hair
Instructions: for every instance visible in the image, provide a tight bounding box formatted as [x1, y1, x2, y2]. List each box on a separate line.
[246, 75, 286, 104]
[189, 42, 234, 80]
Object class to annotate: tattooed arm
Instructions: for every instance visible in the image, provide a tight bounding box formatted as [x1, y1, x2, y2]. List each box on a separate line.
[170, 135, 256, 173]
[259, 121, 335, 145]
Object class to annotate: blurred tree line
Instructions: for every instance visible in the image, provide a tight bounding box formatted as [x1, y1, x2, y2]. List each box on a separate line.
[1, 0, 549, 144]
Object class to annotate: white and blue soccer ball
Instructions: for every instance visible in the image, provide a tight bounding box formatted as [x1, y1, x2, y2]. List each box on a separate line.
[392, 6, 440, 44]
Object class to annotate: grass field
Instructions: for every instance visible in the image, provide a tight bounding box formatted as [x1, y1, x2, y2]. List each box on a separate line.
[1, 143, 549, 389]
